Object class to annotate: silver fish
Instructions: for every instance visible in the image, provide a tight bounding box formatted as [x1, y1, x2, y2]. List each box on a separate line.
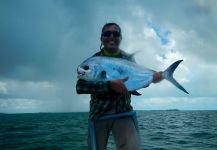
[77, 56, 189, 95]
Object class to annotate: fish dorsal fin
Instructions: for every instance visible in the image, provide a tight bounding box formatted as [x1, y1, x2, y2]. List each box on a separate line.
[124, 50, 141, 61]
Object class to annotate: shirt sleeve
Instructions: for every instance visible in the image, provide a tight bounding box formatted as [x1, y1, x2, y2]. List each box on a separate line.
[76, 79, 111, 94]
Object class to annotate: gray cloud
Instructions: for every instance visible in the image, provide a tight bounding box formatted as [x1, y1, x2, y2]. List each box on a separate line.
[0, 0, 69, 80]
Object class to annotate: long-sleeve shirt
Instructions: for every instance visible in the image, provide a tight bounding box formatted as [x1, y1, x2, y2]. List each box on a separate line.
[76, 49, 135, 119]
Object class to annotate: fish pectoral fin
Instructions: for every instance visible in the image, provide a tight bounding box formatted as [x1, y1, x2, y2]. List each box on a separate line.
[130, 90, 142, 96]
[100, 70, 107, 79]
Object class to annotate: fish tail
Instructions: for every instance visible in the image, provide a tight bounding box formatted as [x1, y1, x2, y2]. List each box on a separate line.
[162, 60, 189, 94]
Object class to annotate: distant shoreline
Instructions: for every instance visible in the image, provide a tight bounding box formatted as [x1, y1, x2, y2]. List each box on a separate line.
[165, 109, 180, 111]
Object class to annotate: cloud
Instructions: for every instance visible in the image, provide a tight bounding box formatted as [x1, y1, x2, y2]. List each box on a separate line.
[0, 80, 59, 99]
[0, 0, 71, 81]
[0, 98, 41, 113]
[0, 82, 7, 94]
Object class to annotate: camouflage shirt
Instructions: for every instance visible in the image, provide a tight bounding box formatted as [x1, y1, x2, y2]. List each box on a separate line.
[76, 49, 135, 119]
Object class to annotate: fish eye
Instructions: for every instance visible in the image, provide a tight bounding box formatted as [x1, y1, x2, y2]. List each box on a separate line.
[83, 65, 89, 70]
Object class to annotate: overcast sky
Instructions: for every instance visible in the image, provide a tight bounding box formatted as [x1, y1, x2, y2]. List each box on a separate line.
[1, 0, 217, 113]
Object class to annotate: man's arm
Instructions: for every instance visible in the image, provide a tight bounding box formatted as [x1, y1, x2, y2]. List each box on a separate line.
[76, 78, 129, 95]
[76, 79, 111, 94]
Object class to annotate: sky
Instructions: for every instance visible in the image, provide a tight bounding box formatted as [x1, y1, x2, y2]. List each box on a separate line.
[0, 0, 217, 113]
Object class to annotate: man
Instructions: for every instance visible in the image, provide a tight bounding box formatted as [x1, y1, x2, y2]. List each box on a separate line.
[76, 23, 163, 150]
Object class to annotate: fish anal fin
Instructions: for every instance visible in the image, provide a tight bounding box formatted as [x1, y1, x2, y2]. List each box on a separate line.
[130, 90, 142, 96]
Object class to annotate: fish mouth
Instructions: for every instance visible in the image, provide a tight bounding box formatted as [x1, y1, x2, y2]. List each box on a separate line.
[77, 66, 86, 78]
[77, 72, 85, 79]
[78, 71, 85, 75]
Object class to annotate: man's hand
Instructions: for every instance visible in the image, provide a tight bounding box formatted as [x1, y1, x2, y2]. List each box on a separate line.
[153, 71, 163, 83]
[110, 77, 129, 94]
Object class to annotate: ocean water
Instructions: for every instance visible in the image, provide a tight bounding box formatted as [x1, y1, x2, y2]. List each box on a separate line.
[0, 111, 217, 150]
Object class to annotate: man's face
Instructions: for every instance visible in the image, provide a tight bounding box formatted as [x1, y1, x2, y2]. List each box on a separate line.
[101, 25, 122, 52]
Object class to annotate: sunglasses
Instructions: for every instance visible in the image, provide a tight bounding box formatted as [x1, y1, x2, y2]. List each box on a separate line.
[102, 31, 121, 37]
